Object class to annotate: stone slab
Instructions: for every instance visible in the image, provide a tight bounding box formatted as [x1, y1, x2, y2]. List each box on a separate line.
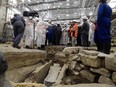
[0, 46, 46, 70]
[80, 54, 101, 68]
[98, 76, 115, 85]
[31, 60, 52, 83]
[12, 83, 45, 87]
[105, 56, 116, 71]
[52, 84, 116, 87]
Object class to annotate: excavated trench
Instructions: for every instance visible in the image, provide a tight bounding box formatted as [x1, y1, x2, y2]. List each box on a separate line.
[1, 45, 116, 87]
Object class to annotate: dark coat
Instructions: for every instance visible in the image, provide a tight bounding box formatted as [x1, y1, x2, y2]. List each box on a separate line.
[47, 26, 54, 42]
[11, 15, 25, 27]
[81, 21, 90, 35]
[97, 3, 112, 42]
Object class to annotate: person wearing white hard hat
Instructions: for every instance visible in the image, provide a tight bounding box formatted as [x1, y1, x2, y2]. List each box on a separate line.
[24, 18, 35, 49]
[82, 16, 88, 20]
[35, 20, 50, 50]
[81, 16, 90, 47]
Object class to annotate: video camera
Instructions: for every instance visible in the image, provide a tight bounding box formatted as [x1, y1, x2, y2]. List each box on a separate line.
[23, 11, 39, 18]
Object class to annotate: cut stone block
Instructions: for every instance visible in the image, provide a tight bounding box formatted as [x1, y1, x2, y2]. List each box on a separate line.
[90, 68, 110, 77]
[12, 83, 45, 87]
[52, 84, 116, 87]
[80, 70, 96, 82]
[55, 52, 66, 63]
[98, 76, 115, 85]
[2, 48, 46, 70]
[55, 64, 68, 85]
[44, 64, 61, 86]
[62, 47, 79, 54]
[6, 63, 43, 83]
[81, 50, 99, 56]
[31, 60, 52, 83]
[105, 56, 116, 71]
[80, 54, 101, 68]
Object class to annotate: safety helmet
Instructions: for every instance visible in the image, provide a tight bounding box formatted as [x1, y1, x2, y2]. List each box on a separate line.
[82, 16, 88, 20]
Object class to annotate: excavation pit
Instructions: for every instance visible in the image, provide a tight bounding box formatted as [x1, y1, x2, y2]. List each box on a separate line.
[0, 44, 116, 87]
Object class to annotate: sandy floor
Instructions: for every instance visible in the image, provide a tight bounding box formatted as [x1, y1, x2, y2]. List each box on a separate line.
[0, 43, 45, 53]
[0, 43, 116, 53]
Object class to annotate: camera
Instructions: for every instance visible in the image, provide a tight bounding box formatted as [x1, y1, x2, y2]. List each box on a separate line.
[23, 11, 39, 17]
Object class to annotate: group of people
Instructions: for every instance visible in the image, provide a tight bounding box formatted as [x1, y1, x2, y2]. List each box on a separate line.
[10, 15, 63, 50]
[10, 0, 112, 54]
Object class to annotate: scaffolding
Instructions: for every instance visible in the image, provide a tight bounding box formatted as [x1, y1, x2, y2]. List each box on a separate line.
[1, 0, 116, 41]
[2, 0, 21, 41]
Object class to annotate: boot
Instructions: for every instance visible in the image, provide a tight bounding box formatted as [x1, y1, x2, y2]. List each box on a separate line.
[41, 45, 45, 50]
[25, 45, 32, 49]
[37, 47, 41, 50]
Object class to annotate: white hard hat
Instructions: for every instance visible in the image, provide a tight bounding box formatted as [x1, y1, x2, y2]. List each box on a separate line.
[82, 16, 88, 20]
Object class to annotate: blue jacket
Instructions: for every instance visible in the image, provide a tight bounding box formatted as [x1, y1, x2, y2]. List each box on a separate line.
[97, 3, 112, 42]
[47, 26, 54, 41]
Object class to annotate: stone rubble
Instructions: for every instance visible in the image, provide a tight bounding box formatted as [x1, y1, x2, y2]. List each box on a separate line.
[3, 46, 116, 86]
[51, 47, 116, 85]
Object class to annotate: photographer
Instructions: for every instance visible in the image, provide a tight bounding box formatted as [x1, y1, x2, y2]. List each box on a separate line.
[11, 14, 26, 49]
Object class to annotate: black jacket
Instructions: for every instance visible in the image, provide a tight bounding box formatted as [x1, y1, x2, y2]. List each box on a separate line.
[81, 21, 90, 34]
[11, 15, 25, 27]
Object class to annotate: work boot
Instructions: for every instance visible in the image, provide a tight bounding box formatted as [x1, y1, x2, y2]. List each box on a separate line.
[25, 45, 32, 49]
[41, 45, 45, 50]
[37, 47, 41, 50]
[13, 45, 21, 49]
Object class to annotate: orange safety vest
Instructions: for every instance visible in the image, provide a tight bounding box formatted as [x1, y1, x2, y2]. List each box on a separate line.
[70, 23, 78, 38]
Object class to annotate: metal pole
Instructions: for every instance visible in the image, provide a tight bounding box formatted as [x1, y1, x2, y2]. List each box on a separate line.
[32, 21, 36, 49]
[2, 0, 8, 40]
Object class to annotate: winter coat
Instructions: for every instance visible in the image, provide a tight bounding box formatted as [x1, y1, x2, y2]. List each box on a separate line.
[97, 3, 112, 42]
[11, 15, 25, 27]
[81, 21, 90, 35]
[70, 23, 78, 38]
[47, 26, 54, 42]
